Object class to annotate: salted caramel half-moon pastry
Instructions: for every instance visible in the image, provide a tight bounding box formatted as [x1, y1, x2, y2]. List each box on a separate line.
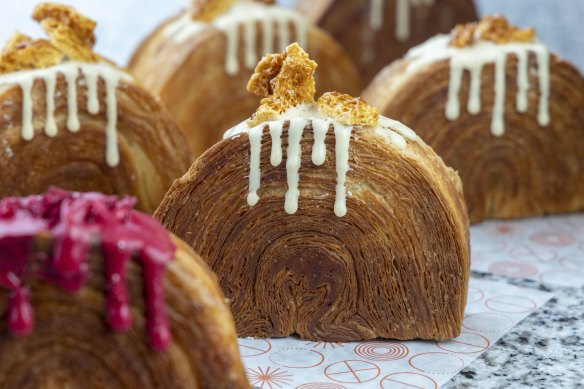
[129, 0, 362, 157]
[155, 43, 470, 342]
[0, 3, 192, 213]
[296, 0, 477, 85]
[363, 16, 584, 223]
[0, 188, 249, 389]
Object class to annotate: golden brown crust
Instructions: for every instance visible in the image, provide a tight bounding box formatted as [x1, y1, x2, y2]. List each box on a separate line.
[362, 50, 584, 223]
[247, 43, 317, 126]
[296, 0, 477, 85]
[155, 120, 469, 342]
[0, 69, 192, 214]
[450, 15, 535, 48]
[0, 3, 99, 74]
[316, 91, 379, 126]
[128, 11, 362, 157]
[0, 234, 249, 389]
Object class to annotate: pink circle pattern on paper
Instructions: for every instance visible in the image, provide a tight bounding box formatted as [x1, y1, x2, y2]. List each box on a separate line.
[269, 348, 325, 369]
[436, 332, 490, 354]
[296, 383, 347, 389]
[354, 342, 409, 361]
[238, 339, 272, 357]
[379, 372, 438, 389]
[466, 287, 485, 303]
[488, 261, 538, 278]
[463, 312, 514, 333]
[324, 360, 380, 383]
[485, 295, 537, 313]
[529, 231, 577, 247]
[408, 352, 464, 375]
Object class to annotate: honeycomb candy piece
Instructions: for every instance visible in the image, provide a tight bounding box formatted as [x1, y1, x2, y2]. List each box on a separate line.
[33, 3, 98, 62]
[478, 16, 535, 44]
[0, 3, 100, 74]
[317, 91, 379, 127]
[450, 15, 535, 48]
[247, 43, 317, 126]
[450, 22, 478, 48]
[0, 33, 63, 74]
[190, 0, 235, 22]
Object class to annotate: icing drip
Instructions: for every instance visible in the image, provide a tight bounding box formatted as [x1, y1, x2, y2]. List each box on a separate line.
[0, 62, 133, 166]
[311, 119, 329, 166]
[284, 118, 305, 214]
[247, 124, 263, 206]
[226, 108, 413, 217]
[166, 3, 308, 76]
[406, 35, 551, 136]
[369, 0, 436, 41]
[0, 188, 175, 351]
[333, 123, 352, 217]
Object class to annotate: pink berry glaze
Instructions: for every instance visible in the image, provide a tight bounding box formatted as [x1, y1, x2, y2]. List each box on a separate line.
[0, 187, 175, 351]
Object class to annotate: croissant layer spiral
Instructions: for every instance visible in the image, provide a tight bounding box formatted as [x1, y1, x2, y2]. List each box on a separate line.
[155, 123, 470, 341]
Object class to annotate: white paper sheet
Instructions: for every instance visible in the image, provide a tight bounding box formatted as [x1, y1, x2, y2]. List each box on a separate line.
[239, 277, 552, 388]
[471, 214, 584, 287]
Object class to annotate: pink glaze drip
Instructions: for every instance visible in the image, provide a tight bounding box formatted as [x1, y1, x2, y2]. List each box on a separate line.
[0, 187, 175, 351]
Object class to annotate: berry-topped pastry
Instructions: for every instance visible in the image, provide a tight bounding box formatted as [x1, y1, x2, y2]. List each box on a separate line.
[0, 188, 249, 388]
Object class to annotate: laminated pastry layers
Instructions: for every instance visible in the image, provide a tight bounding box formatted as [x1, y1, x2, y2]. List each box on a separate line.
[363, 16, 584, 222]
[156, 43, 470, 342]
[156, 111, 470, 341]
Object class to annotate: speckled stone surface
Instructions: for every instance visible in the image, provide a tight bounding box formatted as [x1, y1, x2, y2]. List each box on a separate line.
[445, 272, 584, 389]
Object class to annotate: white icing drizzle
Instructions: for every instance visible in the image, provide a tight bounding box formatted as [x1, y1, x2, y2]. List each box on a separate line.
[0, 61, 133, 166]
[224, 106, 415, 217]
[333, 123, 352, 217]
[406, 35, 551, 136]
[369, 0, 435, 41]
[284, 118, 305, 214]
[269, 121, 284, 166]
[311, 119, 329, 166]
[44, 74, 57, 137]
[165, 2, 308, 76]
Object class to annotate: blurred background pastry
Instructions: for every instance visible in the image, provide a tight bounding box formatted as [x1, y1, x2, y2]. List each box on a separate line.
[155, 44, 470, 342]
[129, 0, 361, 157]
[0, 3, 192, 213]
[0, 188, 249, 388]
[296, 0, 477, 85]
[363, 16, 584, 222]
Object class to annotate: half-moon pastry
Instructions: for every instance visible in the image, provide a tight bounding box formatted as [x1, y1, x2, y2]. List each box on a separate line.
[155, 43, 470, 342]
[0, 188, 249, 389]
[296, 0, 477, 85]
[0, 3, 192, 213]
[363, 16, 584, 223]
[129, 0, 362, 157]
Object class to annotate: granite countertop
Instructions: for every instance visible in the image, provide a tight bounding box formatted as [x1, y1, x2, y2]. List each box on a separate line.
[445, 272, 584, 389]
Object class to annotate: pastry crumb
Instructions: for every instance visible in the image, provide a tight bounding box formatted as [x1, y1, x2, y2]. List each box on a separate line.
[0, 2, 99, 74]
[247, 43, 317, 126]
[190, 0, 235, 22]
[317, 92, 379, 127]
[450, 15, 535, 48]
